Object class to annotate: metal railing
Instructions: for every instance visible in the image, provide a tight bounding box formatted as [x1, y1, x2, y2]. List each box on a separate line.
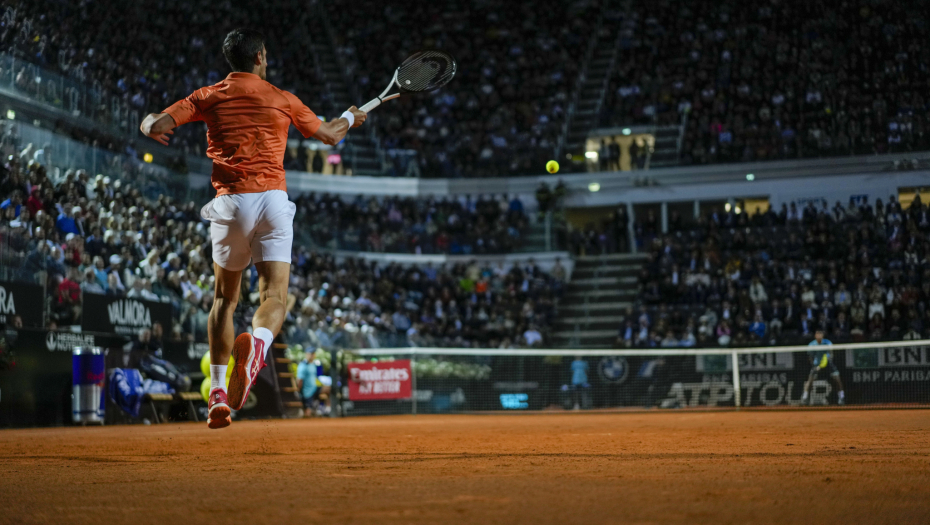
[8, 119, 210, 204]
[556, 11, 605, 160]
[0, 51, 145, 138]
[676, 110, 689, 162]
[591, 31, 623, 135]
[313, 2, 388, 173]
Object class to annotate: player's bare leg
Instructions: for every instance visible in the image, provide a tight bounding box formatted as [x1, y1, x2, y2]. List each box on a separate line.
[831, 374, 846, 405]
[226, 261, 289, 410]
[801, 372, 816, 406]
[251, 261, 289, 337]
[206, 263, 242, 428]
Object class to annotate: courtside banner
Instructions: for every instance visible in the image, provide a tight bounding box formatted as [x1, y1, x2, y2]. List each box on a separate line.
[348, 360, 413, 400]
[81, 294, 172, 336]
[0, 280, 44, 328]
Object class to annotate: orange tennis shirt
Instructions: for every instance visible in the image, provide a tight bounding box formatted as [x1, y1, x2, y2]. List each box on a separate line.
[163, 72, 322, 196]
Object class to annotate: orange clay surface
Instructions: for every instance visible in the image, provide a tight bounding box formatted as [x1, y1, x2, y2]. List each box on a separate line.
[1, 411, 929, 524]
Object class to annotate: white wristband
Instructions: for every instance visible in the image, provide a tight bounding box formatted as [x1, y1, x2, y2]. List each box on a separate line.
[340, 110, 355, 128]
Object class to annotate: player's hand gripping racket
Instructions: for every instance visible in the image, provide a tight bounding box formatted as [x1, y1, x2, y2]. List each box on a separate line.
[359, 50, 457, 113]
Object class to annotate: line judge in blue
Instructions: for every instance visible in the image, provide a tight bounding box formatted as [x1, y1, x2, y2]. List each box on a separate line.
[802, 330, 846, 405]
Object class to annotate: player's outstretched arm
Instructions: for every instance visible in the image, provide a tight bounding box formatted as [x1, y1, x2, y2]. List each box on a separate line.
[140, 113, 177, 145]
[312, 106, 367, 146]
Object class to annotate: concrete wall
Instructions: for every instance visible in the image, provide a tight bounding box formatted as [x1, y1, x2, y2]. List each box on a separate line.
[332, 250, 575, 281]
[285, 151, 929, 200]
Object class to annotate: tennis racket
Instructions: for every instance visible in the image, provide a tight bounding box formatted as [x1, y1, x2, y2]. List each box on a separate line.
[819, 354, 830, 369]
[359, 50, 457, 113]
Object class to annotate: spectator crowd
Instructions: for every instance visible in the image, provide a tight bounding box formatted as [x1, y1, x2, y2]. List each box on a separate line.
[286, 250, 564, 350]
[294, 192, 529, 254]
[629, 195, 930, 348]
[601, 0, 930, 165]
[7, 0, 930, 356]
[325, 0, 600, 177]
[1, 0, 325, 159]
[2, 0, 600, 177]
[5, 0, 930, 177]
[0, 131, 562, 349]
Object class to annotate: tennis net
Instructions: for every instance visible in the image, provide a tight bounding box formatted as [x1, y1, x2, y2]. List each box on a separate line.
[337, 340, 930, 415]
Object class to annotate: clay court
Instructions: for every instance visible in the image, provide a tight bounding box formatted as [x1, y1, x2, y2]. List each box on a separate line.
[1, 411, 929, 524]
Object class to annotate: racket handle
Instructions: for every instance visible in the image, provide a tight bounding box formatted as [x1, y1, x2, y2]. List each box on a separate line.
[360, 98, 381, 113]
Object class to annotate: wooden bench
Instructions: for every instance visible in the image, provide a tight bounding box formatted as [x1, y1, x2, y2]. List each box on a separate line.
[143, 392, 203, 424]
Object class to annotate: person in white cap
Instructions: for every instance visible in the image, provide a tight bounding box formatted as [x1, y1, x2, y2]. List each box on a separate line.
[87, 174, 101, 200]
[72, 206, 85, 237]
[107, 254, 126, 292]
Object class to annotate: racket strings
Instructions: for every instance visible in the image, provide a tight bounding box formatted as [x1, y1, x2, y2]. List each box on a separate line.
[396, 50, 456, 93]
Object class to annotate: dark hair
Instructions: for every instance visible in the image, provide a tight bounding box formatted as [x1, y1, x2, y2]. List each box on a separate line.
[222, 28, 265, 72]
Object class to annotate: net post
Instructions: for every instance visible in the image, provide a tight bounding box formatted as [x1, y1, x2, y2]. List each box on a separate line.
[411, 351, 418, 416]
[731, 350, 741, 408]
[331, 349, 341, 418]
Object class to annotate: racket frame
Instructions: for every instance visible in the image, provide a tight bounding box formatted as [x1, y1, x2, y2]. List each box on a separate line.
[360, 70, 401, 113]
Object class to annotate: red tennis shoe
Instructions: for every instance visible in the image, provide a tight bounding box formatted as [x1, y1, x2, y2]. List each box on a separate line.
[227, 333, 267, 410]
[207, 388, 231, 429]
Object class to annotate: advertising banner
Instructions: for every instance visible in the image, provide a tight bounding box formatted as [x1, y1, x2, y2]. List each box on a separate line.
[0, 328, 127, 427]
[0, 280, 44, 328]
[81, 294, 172, 336]
[341, 349, 930, 417]
[659, 346, 930, 408]
[843, 345, 930, 404]
[348, 360, 412, 400]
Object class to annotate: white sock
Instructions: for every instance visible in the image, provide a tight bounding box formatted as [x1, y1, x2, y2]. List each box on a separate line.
[801, 391, 809, 401]
[210, 364, 227, 393]
[838, 390, 845, 399]
[253, 327, 274, 355]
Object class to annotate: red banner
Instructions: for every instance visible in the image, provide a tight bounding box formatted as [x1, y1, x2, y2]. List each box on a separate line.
[347, 360, 412, 400]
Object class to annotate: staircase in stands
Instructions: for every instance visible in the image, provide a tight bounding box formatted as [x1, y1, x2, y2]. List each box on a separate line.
[553, 253, 646, 348]
[648, 126, 684, 168]
[269, 343, 303, 417]
[304, 4, 385, 176]
[559, 0, 685, 170]
[559, 1, 624, 160]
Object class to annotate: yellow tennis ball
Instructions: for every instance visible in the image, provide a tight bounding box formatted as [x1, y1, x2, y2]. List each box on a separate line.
[201, 352, 236, 379]
[200, 352, 211, 376]
[546, 160, 559, 174]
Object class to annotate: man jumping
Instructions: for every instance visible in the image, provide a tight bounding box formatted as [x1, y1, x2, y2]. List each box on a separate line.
[140, 28, 366, 428]
[802, 330, 846, 406]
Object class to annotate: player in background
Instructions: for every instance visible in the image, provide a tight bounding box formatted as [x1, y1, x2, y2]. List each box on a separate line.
[802, 330, 846, 405]
[140, 28, 366, 428]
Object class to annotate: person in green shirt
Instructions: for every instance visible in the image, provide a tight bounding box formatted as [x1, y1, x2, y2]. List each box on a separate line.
[296, 348, 331, 416]
[296, 349, 319, 417]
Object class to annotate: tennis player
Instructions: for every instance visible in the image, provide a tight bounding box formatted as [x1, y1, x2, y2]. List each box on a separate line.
[140, 28, 366, 429]
[801, 330, 846, 406]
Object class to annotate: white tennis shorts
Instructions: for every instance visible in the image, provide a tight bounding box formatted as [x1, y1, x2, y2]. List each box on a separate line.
[200, 190, 296, 271]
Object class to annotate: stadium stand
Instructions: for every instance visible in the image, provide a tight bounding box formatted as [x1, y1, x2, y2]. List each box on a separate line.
[0, 0, 321, 158]
[1, 0, 600, 176]
[323, 0, 600, 177]
[634, 197, 930, 348]
[293, 192, 530, 254]
[3, 0, 930, 355]
[5, 0, 930, 175]
[600, 0, 930, 165]
[0, 126, 561, 349]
